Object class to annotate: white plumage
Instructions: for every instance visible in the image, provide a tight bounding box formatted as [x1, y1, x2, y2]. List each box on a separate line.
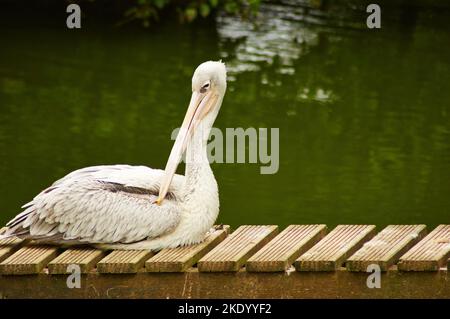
[1, 61, 227, 250]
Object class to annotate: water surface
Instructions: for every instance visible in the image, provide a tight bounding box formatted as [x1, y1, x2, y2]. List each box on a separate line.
[0, 3, 449, 229]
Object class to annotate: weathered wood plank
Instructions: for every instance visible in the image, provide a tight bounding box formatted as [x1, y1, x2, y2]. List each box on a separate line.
[48, 247, 107, 274]
[1, 269, 449, 299]
[246, 225, 327, 272]
[0, 237, 23, 263]
[97, 250, 153, 274]
[346, 225, 427, 271]
[398, 225, 450, 271]
[0, 245, 59, 275]
[146, 226, 230, 272]
[198, 225, 278, 272]
[295, 225, 376, 271]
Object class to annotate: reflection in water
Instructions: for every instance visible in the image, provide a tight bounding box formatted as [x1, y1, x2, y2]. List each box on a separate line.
[0, 3, 449, 228]
[217, 1, 365, 77]
[217, 2, 332, 76]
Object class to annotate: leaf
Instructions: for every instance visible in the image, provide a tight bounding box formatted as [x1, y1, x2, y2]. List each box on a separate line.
[153, 0, 166, 9]
[224, 2, 239, 14]
[209, 0, 219, 8]
[185, 7, 197, 22]
[200, 4, 210, 17]
[248, 0, 260, 11]
[124, 7, 138, 17]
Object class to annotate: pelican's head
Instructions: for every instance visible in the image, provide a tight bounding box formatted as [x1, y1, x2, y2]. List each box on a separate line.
[189, 61, 227, 127]
[156, 61, 227, 204]
[192, 61, 227, 99]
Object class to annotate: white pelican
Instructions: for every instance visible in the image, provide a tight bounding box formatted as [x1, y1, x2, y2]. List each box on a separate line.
[0, 61, 227, 250]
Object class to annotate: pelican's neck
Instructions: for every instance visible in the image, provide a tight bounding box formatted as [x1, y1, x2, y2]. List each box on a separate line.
[185, 118, 213, 186]
[183, 100, 221, 195]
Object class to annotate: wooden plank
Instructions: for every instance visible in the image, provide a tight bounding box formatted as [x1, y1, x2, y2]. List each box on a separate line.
[0, 227, 24, 263]
[146, 226, 230, 272]
[295, 225, 376, 271]
[198, 225, 278, 272]
[97, 250, 153, 273]
[0, 237, 23, 263]
[0, 245, 59, 275]
[246, 225, 327, 272]
[346, 225, 427, 272]
[398, 225, 450, 271]
[48, 247, 107, 274]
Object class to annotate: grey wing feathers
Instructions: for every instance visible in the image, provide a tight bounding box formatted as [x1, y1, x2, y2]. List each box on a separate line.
[4, 165, 185, 244]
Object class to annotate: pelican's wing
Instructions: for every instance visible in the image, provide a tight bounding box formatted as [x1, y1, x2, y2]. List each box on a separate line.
[52, 164, 184, 192]
[4, 165, 185, 244]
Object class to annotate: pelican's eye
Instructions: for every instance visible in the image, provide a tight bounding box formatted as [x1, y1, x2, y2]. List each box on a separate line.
[200, 82, 210, 93]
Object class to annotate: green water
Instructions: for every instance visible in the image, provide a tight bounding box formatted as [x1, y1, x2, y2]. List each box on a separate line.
[0, 4, 449, 229]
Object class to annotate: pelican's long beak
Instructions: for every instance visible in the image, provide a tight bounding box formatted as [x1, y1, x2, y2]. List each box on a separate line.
[156, 90, 216, 205]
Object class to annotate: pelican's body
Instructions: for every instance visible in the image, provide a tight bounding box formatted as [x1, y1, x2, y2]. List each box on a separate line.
[1, 61, 227, 250]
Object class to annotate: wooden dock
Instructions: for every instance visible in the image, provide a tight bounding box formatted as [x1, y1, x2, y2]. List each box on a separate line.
[0, 224, 449, 298]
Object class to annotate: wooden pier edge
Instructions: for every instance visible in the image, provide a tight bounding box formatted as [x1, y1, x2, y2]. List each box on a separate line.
[0, 269, 448, 299]
[0, 224, 448, 298]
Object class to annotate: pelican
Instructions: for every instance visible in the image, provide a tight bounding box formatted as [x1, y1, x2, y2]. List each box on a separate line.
[0, 61, 227, 250]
